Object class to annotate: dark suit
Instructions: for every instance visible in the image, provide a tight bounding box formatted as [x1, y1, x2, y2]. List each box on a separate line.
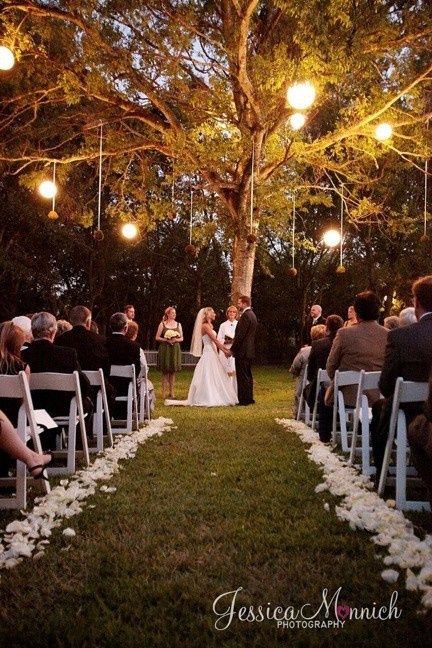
[231, 308, 258, 405]
[21, 338, 92, 418]
[372, 313, 432, 478]
[105, 333, 141, 418]
[55, 325, 109, 373]
[306, 336, 333, 409]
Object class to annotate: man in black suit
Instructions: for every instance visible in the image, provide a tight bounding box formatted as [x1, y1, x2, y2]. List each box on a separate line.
[304, 304, 326, 344]
[22, 312, 92, 447]
[372, 275, 432, 482]
[230, 295, 258, 406]
[55, 305, 109, 373]
[106, 312, 141, 418]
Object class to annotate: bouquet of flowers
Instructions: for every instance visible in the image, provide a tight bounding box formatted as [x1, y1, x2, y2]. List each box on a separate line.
[164, 329, 180, 340]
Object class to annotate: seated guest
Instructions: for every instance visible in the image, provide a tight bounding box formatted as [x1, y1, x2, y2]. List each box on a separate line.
[55, 320, 72, 338]
[12, 316, 33, 345]
[399, 306, 417, 327]
[0, 322, 29, 476]
[0, 410, 51, 480]
[373, 276, 432, 483]
[125, 320, 156, 411]
[290, 324, 326, 418]
[22, 312, 92, 422]
[56, 306, 109, 373]
[106, 313, 141, 418]
[384, 315, 400, 331]
[306, 315, 344, 441]
[326, 291, 388, 408]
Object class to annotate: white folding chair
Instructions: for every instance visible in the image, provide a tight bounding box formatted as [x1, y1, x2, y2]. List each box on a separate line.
[83, 369, 113, 452]
[332, 370, 362, 451]
[296, 364, 311, 425]
[110, 365, 139, 433]
[378, 378, 430, 511]
[349, 370, 381, 476]
[311, 369, 330, 432]
[138, 372, 151, 424]
[29, 371, 90, 475]
[0, 371, 50, 509]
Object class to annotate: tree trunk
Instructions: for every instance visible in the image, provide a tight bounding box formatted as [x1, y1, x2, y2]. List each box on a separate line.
[231, 233, 257, 302]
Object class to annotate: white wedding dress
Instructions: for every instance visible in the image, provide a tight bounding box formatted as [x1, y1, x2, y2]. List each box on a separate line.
[165, 333, 238, 407]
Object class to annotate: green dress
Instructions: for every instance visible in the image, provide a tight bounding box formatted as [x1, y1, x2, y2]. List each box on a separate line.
[157, 323, 182, 373]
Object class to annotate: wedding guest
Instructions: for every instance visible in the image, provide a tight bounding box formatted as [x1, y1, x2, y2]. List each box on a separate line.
[124, 304, 135, 321]
[106, 312, 141, 417]
[155, 307, 183, 399]
[343, 305, 357, 328]
[125, 320, 155, 411]
[290, 324, 326, 418]
[0, 322, 28, 476]
[56, 306, 109, 373]
[399, 306, 417, 327]
[0, 410, 51, 480]
[55, 320, 72, 338]
[372, 276, 432, 484]
[384, 315, 400, 331]
[306, 315, 344, 441]
[22, 312, 92, 421]
[217, 305, 238, 381]
[12, 316, 32, 344]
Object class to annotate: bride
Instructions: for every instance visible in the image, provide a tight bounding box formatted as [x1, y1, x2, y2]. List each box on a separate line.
[165, 307, 238, 407]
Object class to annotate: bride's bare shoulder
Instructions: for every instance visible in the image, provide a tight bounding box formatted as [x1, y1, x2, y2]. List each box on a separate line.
[202, 322, 214, 335]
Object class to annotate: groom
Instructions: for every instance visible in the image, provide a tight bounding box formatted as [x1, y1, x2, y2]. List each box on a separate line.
[229, 295, 258, 405]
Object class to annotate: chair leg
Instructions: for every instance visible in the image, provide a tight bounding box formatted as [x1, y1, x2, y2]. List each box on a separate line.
[396, 417, 408, 510]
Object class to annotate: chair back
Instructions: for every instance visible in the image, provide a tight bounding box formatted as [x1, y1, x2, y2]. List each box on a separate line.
[335, 370, 362, 389]
[110, 365, 136, 380]
[29, 372, 77, 392]
[82, 369, 104, 386]
[362, 371, 381, 391]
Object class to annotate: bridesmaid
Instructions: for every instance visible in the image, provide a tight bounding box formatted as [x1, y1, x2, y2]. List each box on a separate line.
[217, 305, 238, 380]
[155, 307, 183, 399]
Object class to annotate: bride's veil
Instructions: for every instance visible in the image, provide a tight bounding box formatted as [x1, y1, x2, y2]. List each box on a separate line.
[190, 308, 206, 357]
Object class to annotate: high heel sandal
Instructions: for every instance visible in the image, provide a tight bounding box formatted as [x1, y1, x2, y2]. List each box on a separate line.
[29, 454, 52, 481]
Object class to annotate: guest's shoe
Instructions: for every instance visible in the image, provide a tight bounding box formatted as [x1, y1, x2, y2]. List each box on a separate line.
[29, 454, 52, 481]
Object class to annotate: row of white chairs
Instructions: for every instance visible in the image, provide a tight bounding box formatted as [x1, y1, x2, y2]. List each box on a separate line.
[297, 365, 430, 512]
[0, 365, 151, 509]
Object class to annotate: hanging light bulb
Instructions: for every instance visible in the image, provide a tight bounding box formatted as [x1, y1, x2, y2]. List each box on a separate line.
[121, 223, 138, 239]
[38, 180, 57, 199]
[374, 122, 393, 142]
[289, 113, 306, 131]
[0, 46, 15, 71]
[287, 82, 316, 110]
[323, 228, 341, 247]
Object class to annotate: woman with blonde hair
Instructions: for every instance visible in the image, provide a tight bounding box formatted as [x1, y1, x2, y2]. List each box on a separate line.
[155, 306, 183, 399]
[166, 307, 237, 407]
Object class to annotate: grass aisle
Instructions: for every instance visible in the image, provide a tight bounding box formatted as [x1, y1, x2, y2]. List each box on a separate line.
[0, 367, 430, 647]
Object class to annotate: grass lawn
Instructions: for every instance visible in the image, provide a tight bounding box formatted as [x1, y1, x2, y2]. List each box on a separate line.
[0, 366, 431, 647]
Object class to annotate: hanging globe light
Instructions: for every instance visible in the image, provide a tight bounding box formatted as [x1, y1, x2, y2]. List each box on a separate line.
[289, 113, 306, 131]
[0, 46, 15, 71]
[121, 223, 138, 239]
[287, 82, 316, 110]
[374, 122, 393, 142]
[323, 228, 341, 247]
[38, 180, 57, 199]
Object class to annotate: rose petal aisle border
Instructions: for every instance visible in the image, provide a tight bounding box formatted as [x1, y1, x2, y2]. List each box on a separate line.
[0, 417, 174, 574]
[276, 418, 432, 610]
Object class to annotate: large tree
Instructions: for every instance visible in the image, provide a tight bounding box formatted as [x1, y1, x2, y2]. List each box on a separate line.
[0, 0, 431, 299]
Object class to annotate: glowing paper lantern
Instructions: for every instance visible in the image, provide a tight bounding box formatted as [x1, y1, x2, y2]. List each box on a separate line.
[0, 46, 15, 71]
[287, 82, 316, 110]
[375, 123, 393, 142]
[38, 180, 57, 199]
[323, 229, 341, 247]
[289, 113, 306, 131]
[121, 223, 138, 239]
